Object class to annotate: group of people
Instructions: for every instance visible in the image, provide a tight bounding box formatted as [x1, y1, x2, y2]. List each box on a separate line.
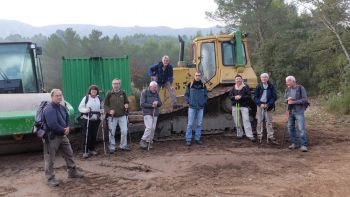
[230, 73, 278, 144]
[41, 55, 309, 187]
[78, 79, 131, 157]
[229, 73, 309, 153]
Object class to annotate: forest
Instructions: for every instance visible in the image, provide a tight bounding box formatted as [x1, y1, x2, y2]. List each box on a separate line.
[1, 0, 349, 114]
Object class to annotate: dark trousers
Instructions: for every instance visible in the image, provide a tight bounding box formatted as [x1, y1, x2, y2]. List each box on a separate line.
[43, 135, 76, 180]
[82, 119, 100, 151]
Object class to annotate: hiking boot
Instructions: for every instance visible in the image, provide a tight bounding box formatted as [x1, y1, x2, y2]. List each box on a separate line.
[120, 146, 131, 151]
[89, 150, 98, 156]
[140, 140, 147, 149]
[300, 146, 308, 152]
[248, 137, 256, 142]
[195, 140, 202, 145]
[68, 168, 84, 178]
[147, 143, 153, 149]
[288, 144, 297, 149]
[236, 128, 243, 137]
[82, 153, 89, 158]
[236, 136, 243, 140]
[47, 177, 59, 187]
[268, 137, 279, 145]
[186, 141, 192, 146]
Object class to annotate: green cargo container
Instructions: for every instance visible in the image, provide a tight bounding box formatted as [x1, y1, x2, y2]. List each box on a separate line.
[62, 56, 131, 118]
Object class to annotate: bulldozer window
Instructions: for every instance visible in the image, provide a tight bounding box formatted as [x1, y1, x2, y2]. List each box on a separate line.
[198, 42, 216, 83]
[0, 44, 38, 93]
[222, 41, 235, 66]
[239, 41, 247, 65]
[222, 41, 247, 66]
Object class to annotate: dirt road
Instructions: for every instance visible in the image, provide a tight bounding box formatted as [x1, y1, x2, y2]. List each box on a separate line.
[0, 102, 349, 197]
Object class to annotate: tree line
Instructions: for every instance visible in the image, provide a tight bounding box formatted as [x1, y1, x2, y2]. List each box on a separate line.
[0, 30, 192, 90]
[207, 0, 349, 114]
[1, 0, 349, 114]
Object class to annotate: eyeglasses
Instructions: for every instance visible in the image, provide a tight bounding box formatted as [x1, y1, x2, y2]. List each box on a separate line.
[195, 75, 201, 76]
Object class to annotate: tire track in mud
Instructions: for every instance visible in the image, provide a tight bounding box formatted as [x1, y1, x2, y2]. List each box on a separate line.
[54, 160, 160, 196]
[98, 161, 153, 173]
[0, 186, 17, 197]
[57, 170, 155, 196]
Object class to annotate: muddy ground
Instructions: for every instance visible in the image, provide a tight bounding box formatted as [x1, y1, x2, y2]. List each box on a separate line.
[0, 101, 349, 197]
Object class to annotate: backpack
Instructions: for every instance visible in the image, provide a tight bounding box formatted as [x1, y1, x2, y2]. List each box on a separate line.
[258, 82, 277, 111]
[284, 85, 310, 110]
[83, 94, 101, 106]
[33, 101, 50, 138]
[298, 85, 310, 110]
[78, 95, 101, 122]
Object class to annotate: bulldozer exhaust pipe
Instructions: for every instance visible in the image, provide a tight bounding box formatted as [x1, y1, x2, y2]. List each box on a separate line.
[178, 35, 184, 62]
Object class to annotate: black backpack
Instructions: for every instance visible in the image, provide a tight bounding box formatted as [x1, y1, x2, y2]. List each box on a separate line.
[284, 85, 310, 110]
[298, 85, 310, 110]
[257, 83, 277, 111]
[33, 101, 50, 138]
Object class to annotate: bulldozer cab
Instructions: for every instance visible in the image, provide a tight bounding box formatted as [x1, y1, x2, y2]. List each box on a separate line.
[159, 31, 257, 113]
[0, 42, 44, 94]
[194, 31, 257, 90]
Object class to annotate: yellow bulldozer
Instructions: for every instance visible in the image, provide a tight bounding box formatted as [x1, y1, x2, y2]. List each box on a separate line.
[154, 31, 258, 137]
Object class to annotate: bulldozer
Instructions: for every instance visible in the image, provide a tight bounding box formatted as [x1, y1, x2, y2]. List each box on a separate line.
[155, 31, 258, 137]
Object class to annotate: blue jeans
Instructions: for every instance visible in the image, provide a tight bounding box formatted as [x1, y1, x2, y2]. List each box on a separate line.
[288, 110, 308, 146]
[186, 108, 204, 142]
[107, 116, 128, 150]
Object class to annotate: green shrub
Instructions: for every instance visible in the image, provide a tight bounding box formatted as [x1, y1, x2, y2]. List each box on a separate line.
[327, 86, 350, 115]
[131, 82, 141, 110]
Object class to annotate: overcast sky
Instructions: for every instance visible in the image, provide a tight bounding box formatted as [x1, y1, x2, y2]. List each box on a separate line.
[1, 0, 221, 28]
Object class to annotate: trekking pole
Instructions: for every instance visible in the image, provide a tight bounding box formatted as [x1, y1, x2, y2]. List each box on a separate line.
[264, 108, 268, 143]
[236, 103, 238, 129]
[148, 107, 155, 151]
[260, 106, 264, 144]
[106, 118, 113, 159]
[280, 107, 289, 149]
[84, 113, 90, 156]
[125, 109, 131, 145]
[236, 103, 240, 136]
[100, 114, 107, 155]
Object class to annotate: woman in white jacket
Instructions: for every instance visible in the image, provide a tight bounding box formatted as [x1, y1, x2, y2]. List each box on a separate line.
[78, 85, 102, 158]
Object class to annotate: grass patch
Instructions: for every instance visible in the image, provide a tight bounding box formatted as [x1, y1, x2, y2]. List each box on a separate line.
[325, 88, 350, 115]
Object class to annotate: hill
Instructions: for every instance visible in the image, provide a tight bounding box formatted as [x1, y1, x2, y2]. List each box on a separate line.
[0, 20, 222, 37]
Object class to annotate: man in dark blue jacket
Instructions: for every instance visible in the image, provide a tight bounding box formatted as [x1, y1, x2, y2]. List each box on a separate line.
[43, 89, 83, 187]
[254, 73, 278, 144]
[185, 71, 208, 146]
[148, 55, 178, 108]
